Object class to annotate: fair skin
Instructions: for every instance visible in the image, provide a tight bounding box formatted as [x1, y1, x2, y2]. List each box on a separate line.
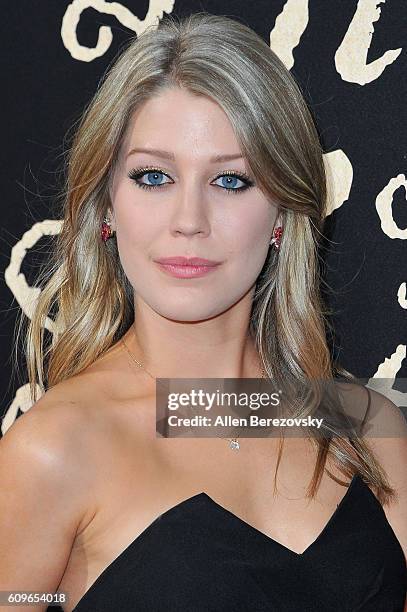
[108, 86, 279, 380]
[0, 87, 406, 612]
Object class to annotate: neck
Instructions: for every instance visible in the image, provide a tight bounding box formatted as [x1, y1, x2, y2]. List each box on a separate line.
[123, 296, 264, 380]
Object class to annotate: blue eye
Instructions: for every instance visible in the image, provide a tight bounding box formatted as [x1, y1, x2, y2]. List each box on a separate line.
[215, 175, 246, 191]
[129, 169, 170, 188]
[128, 167, 254, 195]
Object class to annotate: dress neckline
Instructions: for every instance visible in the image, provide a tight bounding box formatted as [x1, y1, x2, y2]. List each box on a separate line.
[72, 474, 360, 610]
[200, 473, 359, 557]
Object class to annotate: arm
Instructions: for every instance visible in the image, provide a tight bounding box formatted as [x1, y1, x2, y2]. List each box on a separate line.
[0, 394, 93, 612]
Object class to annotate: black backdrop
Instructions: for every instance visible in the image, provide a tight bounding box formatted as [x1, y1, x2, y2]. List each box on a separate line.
[1, 0, 406, 434]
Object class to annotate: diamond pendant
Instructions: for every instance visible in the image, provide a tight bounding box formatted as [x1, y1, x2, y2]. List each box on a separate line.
[229, 438, 240, 451]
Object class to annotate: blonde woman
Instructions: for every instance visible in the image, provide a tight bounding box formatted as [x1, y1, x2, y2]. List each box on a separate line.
[1, 12, 406, 612]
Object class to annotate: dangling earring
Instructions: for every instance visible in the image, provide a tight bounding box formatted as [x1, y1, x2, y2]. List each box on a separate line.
[270, 226, 283, 250]
[101, 216, 114, 242]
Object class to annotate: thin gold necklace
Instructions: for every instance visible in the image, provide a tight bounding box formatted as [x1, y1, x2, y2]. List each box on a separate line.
[120, 329, 267, 451]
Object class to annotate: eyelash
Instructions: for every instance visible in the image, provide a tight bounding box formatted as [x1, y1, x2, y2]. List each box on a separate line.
[127, 166, 254, 195]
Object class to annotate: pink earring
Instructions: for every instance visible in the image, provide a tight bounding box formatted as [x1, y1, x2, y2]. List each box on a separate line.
[101, 216, 114, 242]
[270, 226, 283, 250]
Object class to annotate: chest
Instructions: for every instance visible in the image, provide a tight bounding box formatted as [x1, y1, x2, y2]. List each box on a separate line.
[57, 436, 356, 609]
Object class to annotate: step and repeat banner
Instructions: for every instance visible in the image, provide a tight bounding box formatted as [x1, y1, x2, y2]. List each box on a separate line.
[1, 0, 406, 432]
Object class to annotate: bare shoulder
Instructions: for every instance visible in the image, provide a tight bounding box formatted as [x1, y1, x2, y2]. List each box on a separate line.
[3, 338, 149, 475]
[0, 378, 103, 606]
[361, 386, 407, 561]
[3, 373, 97, 456]
[10, 336, 133, 439]
[0, 341, 148, 606]
[1, 375, 102, 526]
[361, 385, 407, 484]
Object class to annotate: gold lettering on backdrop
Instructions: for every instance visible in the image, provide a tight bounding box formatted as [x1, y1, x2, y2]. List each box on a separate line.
[269, 0, 402, 83]
[61, 0, 403, 87]
[4, 220, 63, 333]
[269, 0, 309, 70]
[323, 150, 353, 216]
[336, 0, 402, 84]
[61, 0, 175, 61]
[376, 174, 407, 239]
[398, 283, 407, 310]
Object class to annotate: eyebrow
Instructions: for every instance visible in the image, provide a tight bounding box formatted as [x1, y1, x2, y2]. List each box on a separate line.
[126, 147, 243, 163]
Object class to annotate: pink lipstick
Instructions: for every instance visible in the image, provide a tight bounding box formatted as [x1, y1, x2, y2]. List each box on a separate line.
[154, 256, 221, 279]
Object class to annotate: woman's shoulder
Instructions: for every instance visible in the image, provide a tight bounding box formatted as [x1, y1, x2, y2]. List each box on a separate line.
[4, 376, 92, 454]
[29, 338, 144, 421]
[22, 342, 153, 458]
[359, 386, 407, 562]
[3, 346, 145, 516]
[3, 341, 133, 470]
[0, 377, 105, 546]
[23, 372, 105, 441]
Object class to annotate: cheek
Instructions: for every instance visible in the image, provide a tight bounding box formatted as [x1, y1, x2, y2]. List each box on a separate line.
[223, 205, 273, 264]
[111, 187, 153, 283]
[113, 184, 161, 244]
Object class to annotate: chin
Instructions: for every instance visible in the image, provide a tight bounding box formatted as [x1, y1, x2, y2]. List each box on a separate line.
[148, 297, 233, 323]
[154, 305, 224, 323]
[137, 284, 253, 322]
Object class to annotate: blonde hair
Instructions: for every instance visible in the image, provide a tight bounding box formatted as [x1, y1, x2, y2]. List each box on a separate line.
[14, 11, 394, 503]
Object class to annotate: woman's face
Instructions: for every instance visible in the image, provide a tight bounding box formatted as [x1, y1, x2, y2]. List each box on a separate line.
[110, 87, 280, 322]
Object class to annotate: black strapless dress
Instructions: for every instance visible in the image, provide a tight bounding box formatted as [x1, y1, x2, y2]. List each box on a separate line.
[48, 474, 406, 611]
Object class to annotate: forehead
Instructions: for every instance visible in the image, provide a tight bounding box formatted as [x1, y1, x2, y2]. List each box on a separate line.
[122, 87, 242, 162]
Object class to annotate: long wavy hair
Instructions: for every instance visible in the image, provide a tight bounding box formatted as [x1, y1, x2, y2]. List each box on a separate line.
[14, 11, 394, 503]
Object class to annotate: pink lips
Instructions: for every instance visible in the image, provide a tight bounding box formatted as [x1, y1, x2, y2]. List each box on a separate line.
[154, 256, 221, 279]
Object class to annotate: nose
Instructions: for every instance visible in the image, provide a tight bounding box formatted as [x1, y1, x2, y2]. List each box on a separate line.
[169, 181, 211, 238]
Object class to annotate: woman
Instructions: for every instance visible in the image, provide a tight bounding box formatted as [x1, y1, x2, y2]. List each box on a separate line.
[1, 12, 406, 612]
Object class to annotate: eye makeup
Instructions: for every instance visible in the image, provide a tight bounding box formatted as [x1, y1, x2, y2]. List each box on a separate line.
[127, 166, 255, 195]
